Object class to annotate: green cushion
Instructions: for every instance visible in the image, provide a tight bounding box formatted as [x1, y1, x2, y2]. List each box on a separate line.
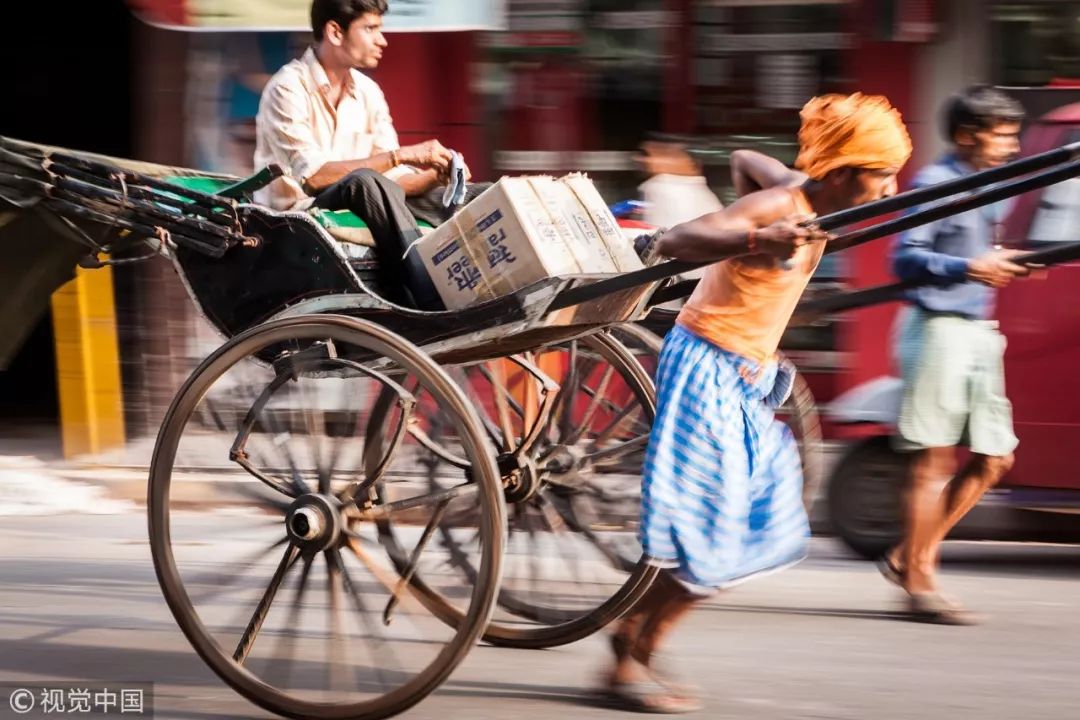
[311, 208, 433, 231]
[166, 176, 235, 195]
[310, 208, 370, 230]
[163, 175, 435, 232]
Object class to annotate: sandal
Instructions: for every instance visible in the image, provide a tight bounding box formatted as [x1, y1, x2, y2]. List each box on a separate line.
[876, 553, 906, 588]
[597, 681, 703, 714]
[610, 635, 699, 697]
[642, 655, 700, 697]
[907, 592, 983, 626]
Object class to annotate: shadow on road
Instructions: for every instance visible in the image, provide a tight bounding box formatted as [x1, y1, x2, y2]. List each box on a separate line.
[437, 678, 599, 707]
[0, 638, 222, 688]
[699, 603, 907, 622]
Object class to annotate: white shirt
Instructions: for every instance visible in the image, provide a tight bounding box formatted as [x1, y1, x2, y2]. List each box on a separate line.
[253, 47, 404, 210]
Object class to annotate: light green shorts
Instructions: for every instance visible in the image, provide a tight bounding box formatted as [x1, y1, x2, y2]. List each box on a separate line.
[894, 307, 1018, 457]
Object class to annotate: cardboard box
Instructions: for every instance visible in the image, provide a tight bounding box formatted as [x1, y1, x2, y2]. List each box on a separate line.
[413, 177, 582, 310]
[559, 173, 644, 273]
[525, 176, 618, 273]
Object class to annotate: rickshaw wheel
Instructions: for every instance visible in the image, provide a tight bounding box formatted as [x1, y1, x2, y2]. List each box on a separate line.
[372, 331, 660, 649]
[615, 323, 826, 514]
[148, 315, 505, 720]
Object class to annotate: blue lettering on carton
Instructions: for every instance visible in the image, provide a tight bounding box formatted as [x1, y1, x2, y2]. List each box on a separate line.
[432, 239, 461, 266]
[484, 227, 517, 269]
[476, 209, 503, 233]
[446, 256, 482, 292]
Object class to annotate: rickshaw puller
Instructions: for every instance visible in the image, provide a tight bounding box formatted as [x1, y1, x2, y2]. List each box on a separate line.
[599, 93, 912, 714]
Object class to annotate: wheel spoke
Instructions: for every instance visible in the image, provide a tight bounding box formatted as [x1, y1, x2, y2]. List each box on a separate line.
[265, 553, 314, 687]
[577, 381, 643, 423]
[324, 549, 351, 694]
[383, 499, 450, 625]
[233, 543, 299, 665]
[475, 363, 527, 419]
[343, 537, 426, 617]
[296, 375, 330, 495]
[407, 421, 471, 469]
[346, 483, 478, 521]
[590, 400, 645, 447]
[340, 378, 416, 505]
[230, 369, 310, 498]
[554, 341, 581, 443]
[541, 488, 637, 573]
[485, 361, 518, 452]
[564, 364, 616, 447]
[335, 549, 402, 690]
[191, 536, 290, 604]
[536, 491, 587, 598]
[200, 380, 299, 502]
[582, 434, 649, 465]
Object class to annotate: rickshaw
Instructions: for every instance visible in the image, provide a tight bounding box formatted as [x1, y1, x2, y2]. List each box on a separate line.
[2, 133, 1076, 720]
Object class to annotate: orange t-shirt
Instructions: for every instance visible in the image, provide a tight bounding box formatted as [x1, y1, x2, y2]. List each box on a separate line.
[676, 188, 824, 365]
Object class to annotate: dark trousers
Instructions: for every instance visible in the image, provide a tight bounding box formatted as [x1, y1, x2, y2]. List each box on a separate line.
[313, 169, 489, 310]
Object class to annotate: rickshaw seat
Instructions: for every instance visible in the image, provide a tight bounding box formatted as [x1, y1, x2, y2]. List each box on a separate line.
[164, 169, 434, 249]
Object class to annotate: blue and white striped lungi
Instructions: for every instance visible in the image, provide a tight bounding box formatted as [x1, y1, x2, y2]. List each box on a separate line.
[640, 324, 810, 593]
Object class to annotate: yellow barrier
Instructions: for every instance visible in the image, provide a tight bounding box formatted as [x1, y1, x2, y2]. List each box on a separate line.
[50, 263, 125, 458]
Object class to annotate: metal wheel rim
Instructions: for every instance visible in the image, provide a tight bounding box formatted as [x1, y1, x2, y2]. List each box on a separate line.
[147, 314, 506, 720]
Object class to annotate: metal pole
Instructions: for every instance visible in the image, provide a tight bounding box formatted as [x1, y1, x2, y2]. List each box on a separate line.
[793, 238, 1080, 320]
[555, 156, 1080, 312]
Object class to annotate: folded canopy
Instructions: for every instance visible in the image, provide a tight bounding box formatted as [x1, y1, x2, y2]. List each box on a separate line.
[0, 136, 243, 369]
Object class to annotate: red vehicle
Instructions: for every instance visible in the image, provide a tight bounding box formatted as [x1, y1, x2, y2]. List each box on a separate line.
[826, 101, 1080, 558]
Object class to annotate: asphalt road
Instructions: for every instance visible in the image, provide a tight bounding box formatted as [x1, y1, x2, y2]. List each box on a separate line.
[1, 512, 1078, 720]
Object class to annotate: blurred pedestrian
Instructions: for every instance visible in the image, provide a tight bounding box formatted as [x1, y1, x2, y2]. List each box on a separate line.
[883, 85, 1029, 624]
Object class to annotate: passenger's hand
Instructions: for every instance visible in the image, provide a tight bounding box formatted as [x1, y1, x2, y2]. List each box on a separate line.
[967, 249, 1030, 288]
[439, 158, 471, 185]
[399, 139, 454, 172]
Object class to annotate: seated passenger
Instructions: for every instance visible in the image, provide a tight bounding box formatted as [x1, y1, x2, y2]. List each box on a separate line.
[254, 0, 488, 310]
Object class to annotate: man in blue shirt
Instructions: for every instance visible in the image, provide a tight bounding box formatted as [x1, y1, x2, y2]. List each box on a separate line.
[885, 86, 1029, 624]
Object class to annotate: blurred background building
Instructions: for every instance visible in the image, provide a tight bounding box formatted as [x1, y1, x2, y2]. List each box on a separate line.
[2, 0, 1079, 460]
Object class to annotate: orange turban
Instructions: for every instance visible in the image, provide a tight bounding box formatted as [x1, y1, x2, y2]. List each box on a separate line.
[795, 92, 913, 180]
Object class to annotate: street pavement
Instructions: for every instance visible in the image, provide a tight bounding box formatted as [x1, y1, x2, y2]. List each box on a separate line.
[1, 510, 1078, 720]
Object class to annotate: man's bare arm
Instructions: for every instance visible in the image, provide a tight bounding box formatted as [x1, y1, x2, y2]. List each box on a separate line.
[302, 153, 399, 194]
[657, 188, 818, 264]
[730, 149, 806, 197]
[302, 139, 457, 195]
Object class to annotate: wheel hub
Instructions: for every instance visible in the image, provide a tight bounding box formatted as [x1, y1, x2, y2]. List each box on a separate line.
[285, 494, 343, 552]
[503, 456, 543, 503]
[544, 445, 584, 475]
